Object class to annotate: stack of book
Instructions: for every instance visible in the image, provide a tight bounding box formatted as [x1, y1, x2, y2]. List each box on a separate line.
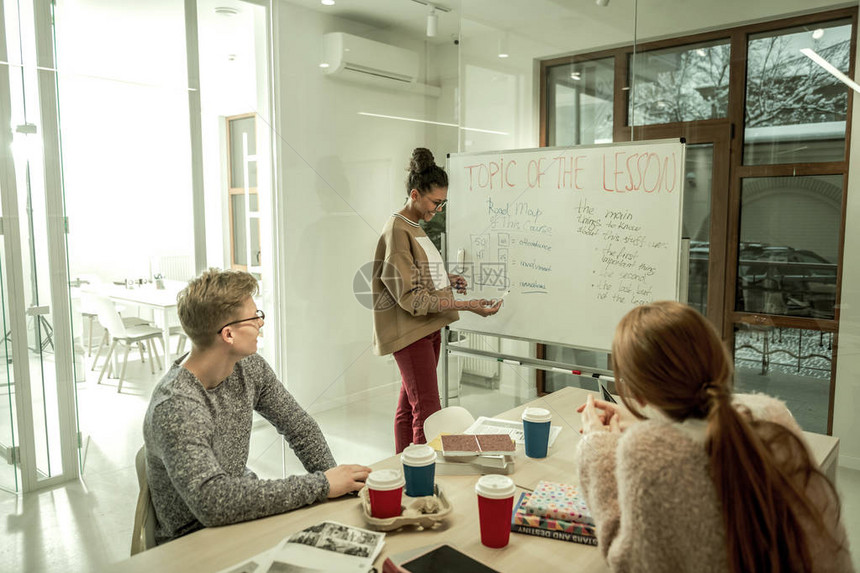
[426, 433, 515, 475]
[510, 480, 598, 546]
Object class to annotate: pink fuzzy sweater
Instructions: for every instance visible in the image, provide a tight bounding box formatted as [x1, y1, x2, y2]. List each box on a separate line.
[575, 393, 854, 572]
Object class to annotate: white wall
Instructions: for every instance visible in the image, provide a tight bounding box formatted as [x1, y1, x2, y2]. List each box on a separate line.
[273, 1, 451, 414]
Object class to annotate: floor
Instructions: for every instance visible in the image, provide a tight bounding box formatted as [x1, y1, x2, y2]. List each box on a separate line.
[0, 351, 859, 572]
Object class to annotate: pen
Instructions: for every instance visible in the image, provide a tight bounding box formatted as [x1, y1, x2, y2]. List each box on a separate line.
[498, 358, 521, 365]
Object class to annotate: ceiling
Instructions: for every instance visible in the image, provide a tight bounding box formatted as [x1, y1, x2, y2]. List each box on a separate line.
[279, 0, 850, 58]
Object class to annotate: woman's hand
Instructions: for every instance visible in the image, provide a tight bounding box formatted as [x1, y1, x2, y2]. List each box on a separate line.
[449, 274, 468, 294]
[577, 395, 636, 433]
[466, 298, 502, 317]
[579, 394, 621, 435]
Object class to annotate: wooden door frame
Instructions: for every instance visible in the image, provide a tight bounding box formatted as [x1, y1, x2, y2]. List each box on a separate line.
[226, 112, 260, 271]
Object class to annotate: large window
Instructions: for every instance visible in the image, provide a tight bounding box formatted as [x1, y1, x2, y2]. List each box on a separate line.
[629, 39, 730, 126]
[744, 20, 852, 165]
[736, 176, 841, 320]
[545, 57, 614, 146]
[542, 8, 854, 433]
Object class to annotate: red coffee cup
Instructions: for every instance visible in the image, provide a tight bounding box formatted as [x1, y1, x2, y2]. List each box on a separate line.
[475, 474, 516, 548]
[366, 469, 405, 519]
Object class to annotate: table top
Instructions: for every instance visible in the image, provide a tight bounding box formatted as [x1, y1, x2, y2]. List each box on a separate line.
[82, 280, 185, 309]
[109, 386, 839, 573]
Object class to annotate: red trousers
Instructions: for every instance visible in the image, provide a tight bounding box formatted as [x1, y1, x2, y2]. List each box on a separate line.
[393, 330, 442, 453]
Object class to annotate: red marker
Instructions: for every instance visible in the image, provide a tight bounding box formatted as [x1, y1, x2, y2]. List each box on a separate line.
[552, 367, 582, 375]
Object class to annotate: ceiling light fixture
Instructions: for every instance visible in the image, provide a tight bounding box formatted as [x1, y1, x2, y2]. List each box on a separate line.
[800, 48, 860, 93]
[812, 28, 824, 40]
[426, 9, 438, 37]
[498, 33, 509, 59]
[595, 0, 610, 6]
[570, 72, 581, 80]
[411, 0, 451, 38]
[321, 0, 335, 6]
[214, 6, 238, 16]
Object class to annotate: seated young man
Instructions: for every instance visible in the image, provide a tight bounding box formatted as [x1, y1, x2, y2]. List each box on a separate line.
[143, 268, 371, 544]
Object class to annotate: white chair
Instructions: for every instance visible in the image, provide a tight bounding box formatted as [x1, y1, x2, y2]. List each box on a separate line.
[423, 406, 476, 443]
[170, 325, 188, 355]
[83, 289, 150, 367]
[131, 445, 157, 555]
[91, 296, 164, 393]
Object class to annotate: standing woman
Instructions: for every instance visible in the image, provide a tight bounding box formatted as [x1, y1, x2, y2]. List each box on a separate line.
[576, 301, 852, 572]
[372, 148, 501, 453]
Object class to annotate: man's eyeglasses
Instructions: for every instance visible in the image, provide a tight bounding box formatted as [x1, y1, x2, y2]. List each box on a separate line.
[217, 309, 265, 334]
[429, 198, 447, 212]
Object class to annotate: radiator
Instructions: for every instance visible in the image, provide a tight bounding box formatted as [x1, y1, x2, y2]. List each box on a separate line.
[462, 334, 500, 379]
[153, 256, 194, 281]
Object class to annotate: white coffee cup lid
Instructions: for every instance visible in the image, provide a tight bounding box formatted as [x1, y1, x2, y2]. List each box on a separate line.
[401, 444, 437, 466]
[522, 407, 552, 423]
[365, 469, 405, 491]
[475, 474, 516, 499]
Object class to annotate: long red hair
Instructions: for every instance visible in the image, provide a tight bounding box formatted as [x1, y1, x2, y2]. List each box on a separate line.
[611, 301, 841, 572]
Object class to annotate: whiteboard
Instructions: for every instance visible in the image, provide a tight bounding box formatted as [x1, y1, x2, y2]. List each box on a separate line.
[446, 140, 685, 352]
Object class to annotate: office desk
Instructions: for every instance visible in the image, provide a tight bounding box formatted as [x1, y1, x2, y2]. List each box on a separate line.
[86, 281, 184, 368]
[109, 387, 839, 572]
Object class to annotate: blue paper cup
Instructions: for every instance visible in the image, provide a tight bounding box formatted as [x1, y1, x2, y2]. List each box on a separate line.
[522, 407, 552, 458]
[401, 444, 437, 497]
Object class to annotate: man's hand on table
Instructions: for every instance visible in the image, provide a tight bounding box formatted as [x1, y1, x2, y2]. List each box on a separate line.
[325, 464, 372, 498]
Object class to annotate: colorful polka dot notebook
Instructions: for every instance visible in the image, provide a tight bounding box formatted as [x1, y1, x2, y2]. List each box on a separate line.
[522, 480, 595, 526]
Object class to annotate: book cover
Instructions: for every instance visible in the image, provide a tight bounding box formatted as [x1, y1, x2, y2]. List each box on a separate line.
[522, 480, 595, 526]
[511, 492, 598, 546]
[441, 433, 515, 456]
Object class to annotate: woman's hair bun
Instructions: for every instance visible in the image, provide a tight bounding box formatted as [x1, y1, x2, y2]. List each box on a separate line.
[409, 147, 435, 173]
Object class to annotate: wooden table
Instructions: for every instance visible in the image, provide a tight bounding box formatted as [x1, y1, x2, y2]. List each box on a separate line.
[108, 387, 839, 572]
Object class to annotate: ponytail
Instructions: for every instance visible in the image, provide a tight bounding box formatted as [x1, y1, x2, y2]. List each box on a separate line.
[611, 302, 843, 573]
[706, 389, 836, 572]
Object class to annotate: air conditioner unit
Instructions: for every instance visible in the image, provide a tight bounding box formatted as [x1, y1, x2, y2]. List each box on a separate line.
[323, 32, 419, 84]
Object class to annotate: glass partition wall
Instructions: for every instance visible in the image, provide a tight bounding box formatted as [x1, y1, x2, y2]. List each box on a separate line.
[541, 4, 854, 435]
[0, 0, 854, 487]
[0, 0, 275, 492]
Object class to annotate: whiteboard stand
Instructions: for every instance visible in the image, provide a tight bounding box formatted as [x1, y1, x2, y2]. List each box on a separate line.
[679, 238, 690, 305]
[441, 232, 450, 408]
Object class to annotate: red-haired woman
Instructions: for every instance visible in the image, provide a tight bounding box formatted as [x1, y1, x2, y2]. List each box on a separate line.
[576, 301, 853, 572]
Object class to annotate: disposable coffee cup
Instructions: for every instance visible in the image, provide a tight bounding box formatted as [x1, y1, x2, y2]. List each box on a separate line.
[365, 469, 405, 519]
[475, 474, 517, 548]
[401, 444, 437, 497]
[522, 407, 552, 458]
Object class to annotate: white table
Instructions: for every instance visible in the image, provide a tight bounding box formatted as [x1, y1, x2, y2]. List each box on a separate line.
[86, 281, 185, 369]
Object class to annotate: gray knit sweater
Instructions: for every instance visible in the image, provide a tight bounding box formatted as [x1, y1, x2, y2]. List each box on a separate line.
[576, 393, 854, 573]
[143, 353, 337, 545]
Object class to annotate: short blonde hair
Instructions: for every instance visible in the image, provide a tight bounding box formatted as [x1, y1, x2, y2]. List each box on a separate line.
[177, 268, 258, 348]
